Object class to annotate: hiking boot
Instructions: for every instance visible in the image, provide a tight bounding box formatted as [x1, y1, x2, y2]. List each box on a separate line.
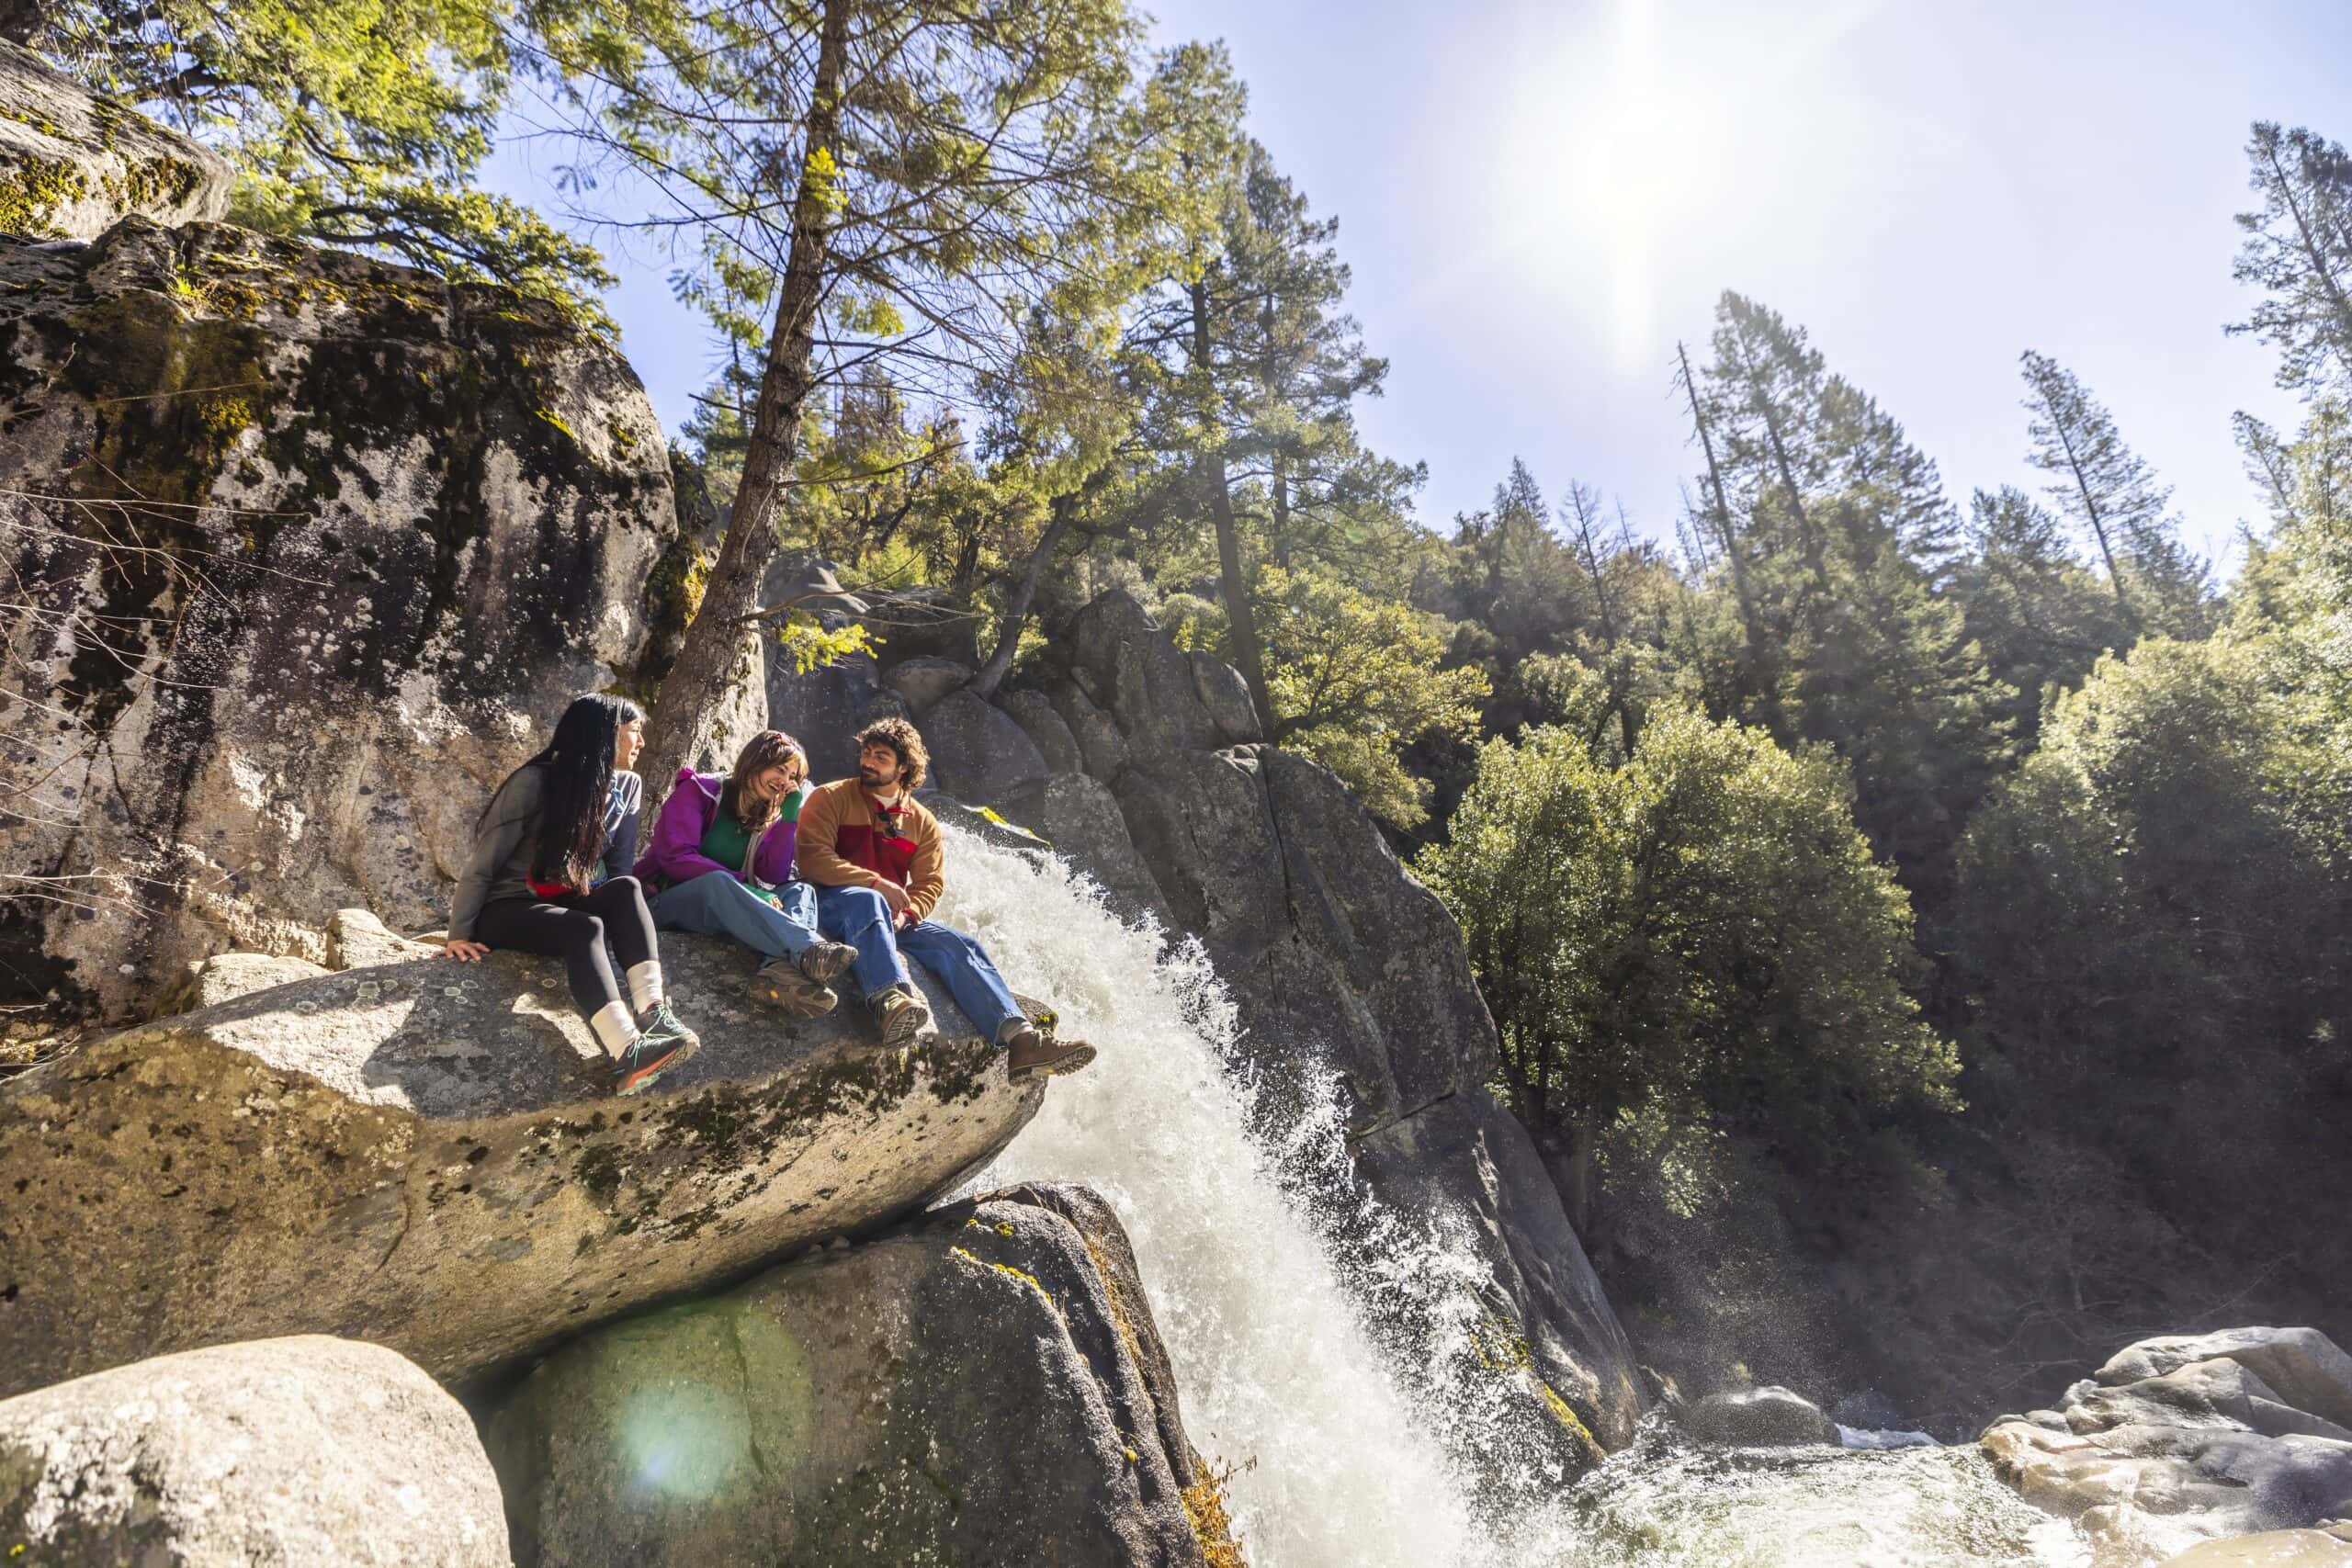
[873, 984, 935, 1049]
[1004, 1021, 1097, 1082]
[797, 940, 859, 986]
[612, 1029, 695, 1097]
[749, 956, 836, 1017]
[637, 1000, 702, 1058]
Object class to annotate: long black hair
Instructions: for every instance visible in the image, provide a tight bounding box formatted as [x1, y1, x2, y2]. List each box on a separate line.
[487, 693, 642, 895]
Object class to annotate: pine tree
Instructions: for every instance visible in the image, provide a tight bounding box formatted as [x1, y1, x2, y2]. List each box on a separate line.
[2232, 122, 2352, 399]
[27, 0, 612, 315]
[2017, 350, 2212, 636]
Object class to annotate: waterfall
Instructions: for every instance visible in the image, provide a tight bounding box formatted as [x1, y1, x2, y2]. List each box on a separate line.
[938, 824, 2093, 1568]
[936, 826, 1497, 1567]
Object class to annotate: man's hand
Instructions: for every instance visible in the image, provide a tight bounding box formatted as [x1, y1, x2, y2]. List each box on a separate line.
[896, 908, 920, 931]
[876, 880, 910, 915]
[443, 939, 490, 962]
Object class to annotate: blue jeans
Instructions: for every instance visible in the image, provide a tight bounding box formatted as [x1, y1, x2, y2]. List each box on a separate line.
[813, 884, 1022, 1041]
[648, 873, 821, 962]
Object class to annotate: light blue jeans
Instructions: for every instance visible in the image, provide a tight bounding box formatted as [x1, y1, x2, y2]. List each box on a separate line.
[813, 884, 1022, 1041]
[648, 872, 822, 962]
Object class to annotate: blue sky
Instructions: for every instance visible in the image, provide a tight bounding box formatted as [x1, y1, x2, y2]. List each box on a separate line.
[492, 0, 2352, 576]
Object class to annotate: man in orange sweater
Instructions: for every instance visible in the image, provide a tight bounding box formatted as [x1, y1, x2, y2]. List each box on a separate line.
[797, 717, 1095, 1079]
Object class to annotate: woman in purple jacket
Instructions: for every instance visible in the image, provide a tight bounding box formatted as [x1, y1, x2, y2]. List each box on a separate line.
[637, 730, 860, 1016]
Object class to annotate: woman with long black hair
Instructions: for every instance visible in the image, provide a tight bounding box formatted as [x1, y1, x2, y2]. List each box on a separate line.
[443, 694, 699, 1095]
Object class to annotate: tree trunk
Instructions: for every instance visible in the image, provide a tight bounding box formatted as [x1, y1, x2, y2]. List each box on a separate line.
[2050, 414, 2141, 627]
[1679, 342, 1769, 689]
[639, 0, 851, 801]
[1271, 453, 1292, 570]
[969, 488, 1081, 699]
[1190, 277, 1277, 736]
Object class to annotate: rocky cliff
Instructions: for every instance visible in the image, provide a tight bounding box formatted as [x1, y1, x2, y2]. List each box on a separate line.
[1, 39, 232, 239]
[0, 212, 702, 1020]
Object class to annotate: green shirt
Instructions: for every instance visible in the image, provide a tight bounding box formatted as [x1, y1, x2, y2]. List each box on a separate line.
[700, 795, 762, 880]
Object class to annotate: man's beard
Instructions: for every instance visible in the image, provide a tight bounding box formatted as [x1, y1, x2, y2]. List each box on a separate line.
[859, 766, 889, 788]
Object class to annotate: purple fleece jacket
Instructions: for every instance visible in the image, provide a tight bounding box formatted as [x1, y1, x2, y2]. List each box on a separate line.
[634, 766, 797, 888]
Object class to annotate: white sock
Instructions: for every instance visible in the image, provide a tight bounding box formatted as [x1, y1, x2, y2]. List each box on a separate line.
[627, 960, 664, 1016]
[589, 1000, 639, 1059]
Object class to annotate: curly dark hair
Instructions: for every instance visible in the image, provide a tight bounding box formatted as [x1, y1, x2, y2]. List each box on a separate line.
[854, 716, 929, 791]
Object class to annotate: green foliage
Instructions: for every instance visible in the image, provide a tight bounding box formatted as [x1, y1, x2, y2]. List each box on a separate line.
[1260, 568, 1487, 828]
[1418, 710, 1958, 1211]
[31, 0, 614, 320]
[2233, 122, 2352, 398]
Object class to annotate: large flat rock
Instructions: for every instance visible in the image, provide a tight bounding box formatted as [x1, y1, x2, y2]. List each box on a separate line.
[0, 932, 1044, 1396]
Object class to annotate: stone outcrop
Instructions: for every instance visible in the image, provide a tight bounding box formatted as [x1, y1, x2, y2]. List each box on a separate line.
[1, 41, 232, 239]
[1028, 589, 1643, 1450]
[1679, 1385, 1840, 1448]
[1984, 1327, 2352, 1563]
[0, 218, 686, 1020]
[0, 1335, 511, 1566]
[481, 1182, 1237, 1568]
[0, 932, 1044, 1397]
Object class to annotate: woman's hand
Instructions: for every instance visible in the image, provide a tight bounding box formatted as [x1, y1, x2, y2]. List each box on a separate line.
[443, 939, 490, 962]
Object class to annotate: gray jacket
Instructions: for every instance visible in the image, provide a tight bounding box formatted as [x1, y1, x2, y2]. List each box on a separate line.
[448, 767, 642, 940]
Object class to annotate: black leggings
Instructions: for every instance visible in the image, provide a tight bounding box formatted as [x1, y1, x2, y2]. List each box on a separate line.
[475, 876, 659, 1019]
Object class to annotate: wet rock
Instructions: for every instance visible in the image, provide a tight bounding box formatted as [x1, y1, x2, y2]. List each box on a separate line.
[920, 690, 1048, 805]
[1680, 1386, 1840, 1448]
[0, 40, 232, 239]
[1984, 1328, 2352, 1562]
[0, 1335, 510, 1566]
[0, 932, 1046, 1397]
[481, 1183, 1229, 1568]
[0, 220, 683, 1020]
[326, 906, 441, 970]
[1003, 687, 1084, 775]
[884, 655, 973, 714]
[1355, 1087, 1642, 1451]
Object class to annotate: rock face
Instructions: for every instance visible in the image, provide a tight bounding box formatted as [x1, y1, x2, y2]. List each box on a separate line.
[0, 218, 685, 1020]
[1983, 1327, 2352, 1563]
[1679, 1385, 1840, 1448]
[1033, 590, 1643, 1450]
[0, 1335, 511, 1566]
[0, 932, 1044, 1397]
[1, 41, 232, 238]
[482, 1183, 1234, 1568]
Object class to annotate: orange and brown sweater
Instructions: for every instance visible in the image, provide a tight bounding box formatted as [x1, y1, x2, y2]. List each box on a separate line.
[795, 777, 945, 923]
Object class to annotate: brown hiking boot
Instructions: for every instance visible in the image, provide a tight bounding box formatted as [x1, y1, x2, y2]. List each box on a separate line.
[1004, 1021, 1096, 1082]
[749, 956, 836, 1017]
[797, 940, 859, 986]
[873, 984, 935, 1048]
